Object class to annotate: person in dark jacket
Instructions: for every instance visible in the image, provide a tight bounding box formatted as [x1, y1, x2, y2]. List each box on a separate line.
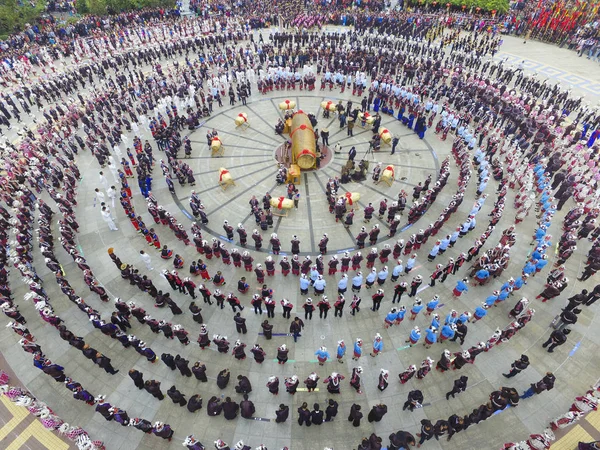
[357, 437, 371, 450]
[240, 394, 255, 419]
[251, 344, 266, 363]
[403, 390, 423, 411]
[152, 422, 174, 441]
[449, 320, 468, 345]
[433, 419, 449, 440]
[324, 398, 338, 422]
[501, 386, 520, 407]
[503, 354, 529, 378]
[297, 402, 311, 426]
[470, 403, 493, 424]
[446, 376, 468, 399]
[175, 355, 192, 377]
[207, 396, 222, 416]
[94, 352, 119, 374]
[128, 369, 144, 389]
[42, 363, 66, 382]
[585, 284, 600, 306]
[388, 431, 416, 450]
[290, 316, 304, 341]
[187, 394, 203, 413]
[189, 302, 203, 323]
[261, 320, 273, 339]
[565, 290, 587, 311]
[161, 352, 177, 370]
[144, 380, 164, 400]
[275, 404, 289, 423]
[235, 375, 252, 394]
[222, 397, 239, 420]
[82, 344, 98, 360]
[234, 312, 247, 334]
[555, 308, 580, 331]
[521, 372, 556, 399]
[542, 328, 571, 352]
[167, 385, 187, 407]
[69, 336, 86, 350]
[489, 390, 508, 411]
[111, 407, 130, 426]
[192, 362, 207, 382]
[217, 368, 230, 389]
[367, 403, 388, 423]
[447, 414, 466, 441]
[311, 403, 324, 425]
[416, 419, 435, 446]
[214, 335, 230, 353]
[277, 344, 290, 364]
[266, 376, 279, 395]
[95, 398, 113, 421]
[367, 433, 383, 450]
[348, 403, 363, 427]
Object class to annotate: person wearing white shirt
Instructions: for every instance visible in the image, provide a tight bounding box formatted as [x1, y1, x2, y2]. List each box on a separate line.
[99, 171, 109, 190]
[107, 160, 119, 182]
[106, 186, 118, 208]
[94, 188, 105, 207]
[139, 250, 153, 270]
[101, 206, 118, 231]
[113, 144, 122, 159]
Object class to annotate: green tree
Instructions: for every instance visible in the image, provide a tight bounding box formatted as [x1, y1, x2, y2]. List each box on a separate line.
[1, 0, 177, 36]
[0, 0, 46, 35]
[413, 0, 508, 12]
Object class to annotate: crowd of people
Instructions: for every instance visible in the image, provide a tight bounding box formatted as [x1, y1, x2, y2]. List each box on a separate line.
[0, 1, 599, 449]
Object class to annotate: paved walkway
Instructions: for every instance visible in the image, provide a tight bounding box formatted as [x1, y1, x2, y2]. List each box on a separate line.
[495, 34, 600, 100]
[0, 363, 76, 450]
[551, 410, 600, 450]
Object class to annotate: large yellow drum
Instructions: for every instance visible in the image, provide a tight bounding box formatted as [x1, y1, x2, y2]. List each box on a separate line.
[343, 192, 361, 209]
[211, 137, 223, 156]
[270, 196, 294, 210]
[321, 100, 337, 112]
[235, 112, 249, 127]
[290, 112, 316, 170]
[358, 112, 375, 124]
[378, 127, 393, 144]
[279, 99, 297, 110]
[218, 167, 235, 190]
[381, 165, 395, 186]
